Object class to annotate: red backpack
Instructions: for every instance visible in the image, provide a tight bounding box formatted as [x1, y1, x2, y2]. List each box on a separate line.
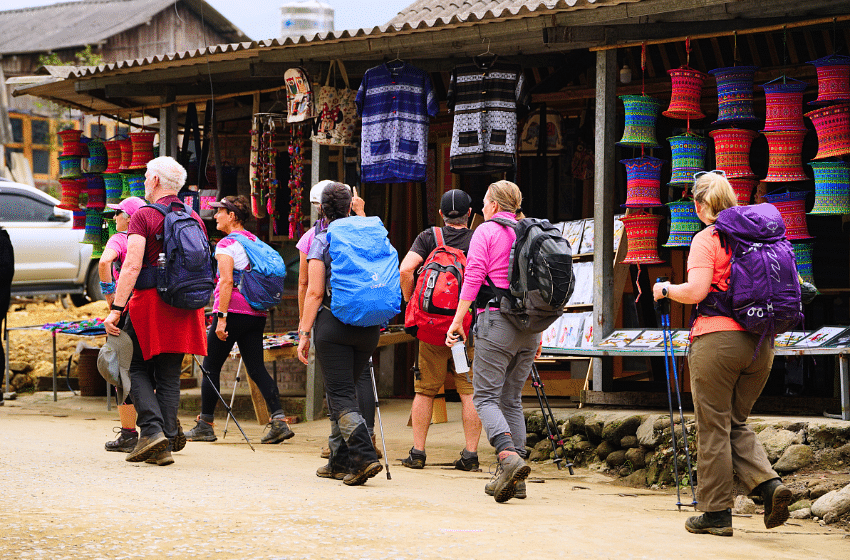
[404, 228, 472, 346]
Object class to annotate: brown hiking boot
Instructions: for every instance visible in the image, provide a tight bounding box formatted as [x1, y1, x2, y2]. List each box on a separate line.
[316, 462, 347, 480]
[759, 479, 792, 529]
[685, 510, 733, 537]
[372, 433, 383, 459]
[126, 432, 168, 463]
[343, 461, 383, 486]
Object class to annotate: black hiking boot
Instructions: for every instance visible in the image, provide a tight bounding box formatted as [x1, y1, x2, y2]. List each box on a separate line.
[685, 509, 733, 537]
[185, 416, 217, 442]
[453, 451, 480, 472]
[261, 418, 295, 444]
[170, 418, 186, 452]
[343, 461, 383, 486]
[401, 447, 426, 469]
[105, 427, 138, 453]
[757, 478, 792, 529]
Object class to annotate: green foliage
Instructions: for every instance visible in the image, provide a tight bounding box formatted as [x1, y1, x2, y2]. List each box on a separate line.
[38, 45, 104, 68]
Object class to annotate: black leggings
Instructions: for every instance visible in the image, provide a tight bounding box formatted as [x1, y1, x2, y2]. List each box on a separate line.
[201, 314, 283, 420]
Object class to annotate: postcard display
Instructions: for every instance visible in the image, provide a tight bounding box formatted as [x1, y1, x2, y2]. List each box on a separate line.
[595, 326, 850, 352]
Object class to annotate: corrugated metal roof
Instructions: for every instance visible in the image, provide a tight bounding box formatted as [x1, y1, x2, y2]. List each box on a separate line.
[386, 0, 592, 28]
[0, 0, 250, 55]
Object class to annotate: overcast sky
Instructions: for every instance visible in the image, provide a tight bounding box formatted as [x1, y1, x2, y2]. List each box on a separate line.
[2, 0, 415, 42]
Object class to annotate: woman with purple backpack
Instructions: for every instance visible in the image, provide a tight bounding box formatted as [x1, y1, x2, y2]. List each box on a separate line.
[652, 171, 792, 537]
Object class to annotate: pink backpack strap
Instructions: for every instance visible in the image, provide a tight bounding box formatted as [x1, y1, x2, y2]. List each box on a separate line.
[433, 226, 444, 248]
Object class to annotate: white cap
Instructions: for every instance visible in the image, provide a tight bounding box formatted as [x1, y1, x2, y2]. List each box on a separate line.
[310, 180, 351, 205]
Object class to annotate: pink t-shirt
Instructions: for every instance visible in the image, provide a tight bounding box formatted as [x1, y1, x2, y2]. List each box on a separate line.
[459, 212, 517, 308]
[104, 232, 128, 281]
[296, 221, 325, 254]
[213, 230, 266, 317]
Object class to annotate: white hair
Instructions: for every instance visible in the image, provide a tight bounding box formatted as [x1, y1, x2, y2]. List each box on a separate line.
[146, 156, 187, 192]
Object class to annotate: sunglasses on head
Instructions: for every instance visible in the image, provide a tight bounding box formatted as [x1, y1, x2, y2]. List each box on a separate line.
[693, 169, 727, 181]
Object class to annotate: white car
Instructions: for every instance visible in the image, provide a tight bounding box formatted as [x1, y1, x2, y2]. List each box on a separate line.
[0, 180, 100, 305]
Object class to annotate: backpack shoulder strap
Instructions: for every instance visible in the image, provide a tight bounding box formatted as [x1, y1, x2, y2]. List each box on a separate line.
[433, 226, 444, 248]
[488, 216, 517, 230]
[145, 202, 168, 216]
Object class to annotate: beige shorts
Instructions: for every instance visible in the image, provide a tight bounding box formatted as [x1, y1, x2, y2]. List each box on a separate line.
[414, 340, 475, 397]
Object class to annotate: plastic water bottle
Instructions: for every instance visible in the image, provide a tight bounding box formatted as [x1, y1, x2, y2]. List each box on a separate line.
[157, 252, 167, 292]
[451, 341, 470, 374]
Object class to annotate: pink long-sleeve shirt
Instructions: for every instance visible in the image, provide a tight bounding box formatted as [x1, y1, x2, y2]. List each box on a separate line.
[460, 211, 517, 309]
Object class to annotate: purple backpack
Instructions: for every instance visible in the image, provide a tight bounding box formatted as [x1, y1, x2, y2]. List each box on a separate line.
[698, 203, 803, 348]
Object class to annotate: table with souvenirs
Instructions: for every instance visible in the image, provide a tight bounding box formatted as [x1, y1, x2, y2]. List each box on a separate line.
[542, 326, 850, 421]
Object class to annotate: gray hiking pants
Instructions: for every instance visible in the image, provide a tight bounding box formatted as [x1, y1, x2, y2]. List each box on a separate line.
[472, 309, 541, 454]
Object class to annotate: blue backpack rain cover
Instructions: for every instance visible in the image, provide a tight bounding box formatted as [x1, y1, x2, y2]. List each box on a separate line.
[225, 233, 287, 310]
[326, 216, 401, 327]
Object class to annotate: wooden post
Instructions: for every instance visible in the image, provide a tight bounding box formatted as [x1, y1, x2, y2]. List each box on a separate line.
[592, 47, 617, 393]
[158, 88, 177, 157]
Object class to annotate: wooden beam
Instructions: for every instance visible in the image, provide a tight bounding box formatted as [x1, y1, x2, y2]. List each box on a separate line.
[787, 31, 801, 64]
[747, 34, 762, 67]
[710, 37, 725, 68]
[766, 32, 780, 67]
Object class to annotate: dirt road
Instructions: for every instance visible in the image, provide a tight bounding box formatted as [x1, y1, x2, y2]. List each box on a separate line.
[1, 393, 847, 560]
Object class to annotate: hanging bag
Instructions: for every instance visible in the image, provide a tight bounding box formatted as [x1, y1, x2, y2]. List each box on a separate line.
[311, 60, 358, 147]
[284, 67, 316, 123]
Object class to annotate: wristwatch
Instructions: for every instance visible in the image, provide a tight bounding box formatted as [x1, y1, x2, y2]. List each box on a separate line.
[661, 284, 669, 298]
[110, 303, 125, 312]
[299, 330, 311, 337]
[217, 311, 228, 319]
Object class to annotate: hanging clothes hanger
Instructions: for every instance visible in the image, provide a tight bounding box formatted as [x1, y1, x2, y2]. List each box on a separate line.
[386, 49, 404, 72]
[474, 37, 497, 67]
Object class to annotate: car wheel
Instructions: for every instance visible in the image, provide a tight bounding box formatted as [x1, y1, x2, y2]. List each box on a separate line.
[69, 293, 89, 307]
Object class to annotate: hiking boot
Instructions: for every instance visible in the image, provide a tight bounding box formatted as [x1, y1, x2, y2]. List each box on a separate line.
[453, 451, 479, 472]
[316, 462, 348, 480]
[372, 433, 383, 459]
[105, 427, 138, 453]
[145, 442, 175, 466]
[343, 461, 383, 486]
[185, 416, 217, 442]
[759, 478, 792, 529]
[261, 418, 295, 444]
[401, 448, 426, 469]
[685, 510, 733, 537]
[485, 478, 526, 499]
[490, 452, 531, 503]
[171, 419, 186, 452]
[126, 432, 168, 463]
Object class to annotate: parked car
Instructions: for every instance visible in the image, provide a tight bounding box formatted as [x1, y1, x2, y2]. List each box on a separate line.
[0, 181, 100, 306]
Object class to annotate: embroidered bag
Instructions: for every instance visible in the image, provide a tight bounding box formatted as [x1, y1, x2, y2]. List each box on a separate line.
[284, 67, 316, 123]
[311, 60, 357, 147]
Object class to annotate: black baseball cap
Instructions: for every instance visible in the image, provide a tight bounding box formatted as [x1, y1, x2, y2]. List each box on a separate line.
[440, 189, 472, 219]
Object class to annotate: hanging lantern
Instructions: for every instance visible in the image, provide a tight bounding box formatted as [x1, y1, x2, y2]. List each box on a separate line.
[620, 157, 665, 208]
[663, 67, 708, 120]
[127, 174, 146, 197]
[102, 173, 123, 205]
[762, 130, 809, 182]
[709, 128, 758, 179]
[807, 54, 850, 106]
[81, 210, 104, 244]
[728, 177, 758, 206]
[663, 199, 703, 247]
[58, 179, 83, 211]
[809, 160, 850, 215]
[792, 241, 815, 284]
[763, 190, 814, 241]
[709, 66, 759, 124]
[72, 210, 86, 230]
[85, 139, 108, 173]
[118, 139, 134, 171]
[617, 95, 661, 148]
[804, 103, 850, 160]
[668, 133, 707, 185]
[58, 155, 83, 179]
[761, 78, 808, 131]
[620, 213, 665, 264]
[58, 129, 86, 157]
[103, 140, 123, 174]
[128, 131, 157, 169]
[84, 174, 106, 210]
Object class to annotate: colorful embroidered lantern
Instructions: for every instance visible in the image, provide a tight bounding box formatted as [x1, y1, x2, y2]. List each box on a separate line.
[762, 130, 809, 182]
[663, 199, 702, 247]
[807, 54, 850, 106]
[792, 241, 815, 284]
[84, 139, 108, 173]
[763, 190, 813, 240]
[620, 213, 664, 264]
[58, 179, 83, 211]
[103, 173, 123, 205]
[804, 103, 850, 160]
[104, 140, 123, 174]
[617, 95, 661, 148]
[620, 157, 665, 208]
[129, 131, 156, 169]
[127, 174, 146, 197]
[728, 177, 758, 206]
[58, 155, 82, 179]
[118, 139, 134, 171]
[663, 67, 707, 120]
[668, 133, 707, 185]
[809, 160, 850, 214]
[709, 66, 759, 124]
[58, 129, 86, 157]
[709, 128, 758, 179]
[84, 174, 106, 210]
[762, 79, 808, 131]
[72, 210, 86, 230]
[81, 210, 103, 244]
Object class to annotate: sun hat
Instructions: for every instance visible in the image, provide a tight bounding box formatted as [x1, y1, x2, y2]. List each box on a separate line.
[97, 331, 133, 403]
[309, 180, 351, 205]
[106, 196, 146, 217]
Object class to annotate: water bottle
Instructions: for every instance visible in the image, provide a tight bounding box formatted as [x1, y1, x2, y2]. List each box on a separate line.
[157, 252, 167, 292]
[451, 341, 470, 374]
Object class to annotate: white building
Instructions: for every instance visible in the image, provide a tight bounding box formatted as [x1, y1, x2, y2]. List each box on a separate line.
[280, 0, 334, 40]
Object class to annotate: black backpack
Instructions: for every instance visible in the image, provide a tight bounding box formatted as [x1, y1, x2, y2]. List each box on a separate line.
[139, 201, 215, 310]
[485, 217, 575, 333]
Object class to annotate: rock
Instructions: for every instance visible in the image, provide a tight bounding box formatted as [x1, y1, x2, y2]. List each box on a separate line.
[569, 414, 587, 434]
[814, 448, 846, 471]
[809, 482, 840, 500]
[621, 468, 648, 487]
[790, 508, 811, 519]
[528, 449, 545, 462]
[757, 427, 805, 463]
[10, 372, 35, 391]
[601, 415, 643, 445]
[785, 422, 808, 433]
[8, 362, 31, 373]
[618, 466, 631, 477]
[733, 495, 758, 515]
[606, 450, 627, 468]
[534, 439, 551, 453]
[773, 444, 813, 473]
[823, 511, 839, 524]
[789, 499, 812, 512]
[620, 435, 639, 449]
[637, 414, 663, 448]
[811, 483, 850, 519]
[526, 413, 546, 435]
[575, 441, 594, 452]
[569, 434, 586, 445]
[585, 420, 604, 445]
[30, 360, 54, 379]
[624, 447, 646, 469]
[806, 424, 850, 450]
[526, 433, 541, 447]
[645, 460, 662, 486]
[596, 441, 616, 461]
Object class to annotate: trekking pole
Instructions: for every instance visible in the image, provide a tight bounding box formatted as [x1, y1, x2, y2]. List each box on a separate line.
[661, 311, 698, 509]
[223, 354, 243, 440]
[655, 277, 682, 510]
[192, 354, 255, 451]
[368, 357, 391, 480]
[530, 363, 574, 475]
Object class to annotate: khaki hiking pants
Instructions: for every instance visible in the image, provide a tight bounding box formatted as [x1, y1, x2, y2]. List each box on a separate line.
[689, 330, 780, 512]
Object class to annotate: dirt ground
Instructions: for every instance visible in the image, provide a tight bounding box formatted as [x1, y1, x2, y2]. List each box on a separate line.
[1, 392, 848, 560]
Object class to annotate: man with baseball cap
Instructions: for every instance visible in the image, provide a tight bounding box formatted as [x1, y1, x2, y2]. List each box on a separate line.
[398, 189, 482, 471]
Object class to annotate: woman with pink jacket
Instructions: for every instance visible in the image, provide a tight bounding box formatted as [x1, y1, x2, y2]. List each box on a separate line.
[446, 180, 540, 504]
